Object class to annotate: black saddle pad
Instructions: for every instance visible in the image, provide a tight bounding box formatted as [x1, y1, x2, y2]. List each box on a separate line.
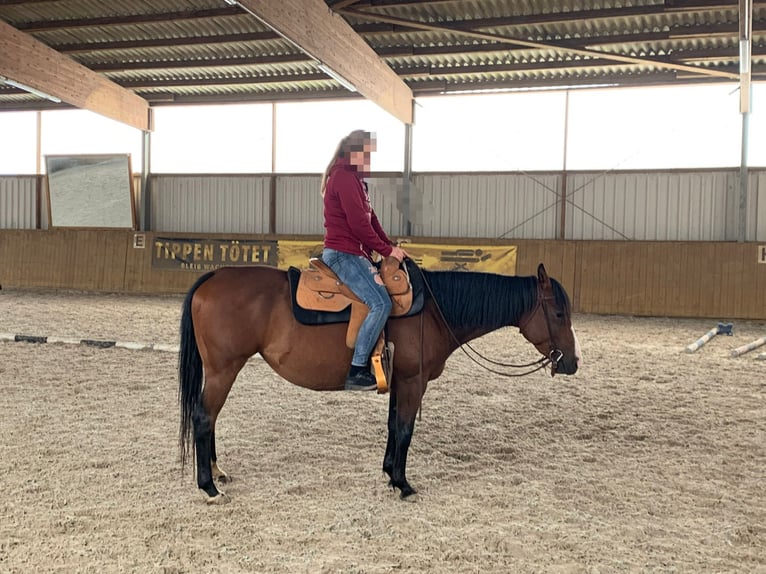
[288, 258, 426, 326]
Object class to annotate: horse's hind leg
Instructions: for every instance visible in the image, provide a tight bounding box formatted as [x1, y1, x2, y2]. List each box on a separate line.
[192, 406, 219, 500]
[194, 362, 244, 503]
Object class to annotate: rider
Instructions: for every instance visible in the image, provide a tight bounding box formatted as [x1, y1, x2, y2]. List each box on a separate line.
[321, 130, 408, 391]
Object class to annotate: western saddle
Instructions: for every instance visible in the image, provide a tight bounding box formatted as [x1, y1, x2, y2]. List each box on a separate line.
[295, 256, 413, 393]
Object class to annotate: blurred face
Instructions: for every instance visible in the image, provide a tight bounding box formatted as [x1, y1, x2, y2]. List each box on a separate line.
[348, 138, 376, 175]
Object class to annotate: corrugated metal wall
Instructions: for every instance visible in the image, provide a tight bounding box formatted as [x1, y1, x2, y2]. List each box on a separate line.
[750, 172, 766, 241]
[566, 171, 738, 240]
[275, 175, 405, 235]
[3, 170, 766, 241]
[150, 175, 270, 233]
[412, 173, 560, 239]
[276, 175, 321, 234]
[0, 176, 38, 229]
[367, 177, 406, 237]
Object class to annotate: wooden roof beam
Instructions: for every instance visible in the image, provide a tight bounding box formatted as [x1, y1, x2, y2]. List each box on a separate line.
[235, 0, 413, 124]
[0, 20, 150, 131]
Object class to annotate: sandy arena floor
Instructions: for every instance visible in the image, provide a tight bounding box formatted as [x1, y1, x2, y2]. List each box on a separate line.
[0, 287, 764, 573]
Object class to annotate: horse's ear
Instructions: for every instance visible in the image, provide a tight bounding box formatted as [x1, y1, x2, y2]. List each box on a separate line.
[537, 263, 551, 286]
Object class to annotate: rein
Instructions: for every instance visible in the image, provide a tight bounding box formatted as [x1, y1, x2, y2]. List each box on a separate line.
[412, 263, 554, 378]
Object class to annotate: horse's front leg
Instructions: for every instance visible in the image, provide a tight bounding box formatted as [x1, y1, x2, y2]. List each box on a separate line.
[384, 376, 423, 499]
[383, 391, 398, 482]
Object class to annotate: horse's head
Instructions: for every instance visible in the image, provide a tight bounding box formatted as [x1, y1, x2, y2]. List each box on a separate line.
[518, 263, 581, 376]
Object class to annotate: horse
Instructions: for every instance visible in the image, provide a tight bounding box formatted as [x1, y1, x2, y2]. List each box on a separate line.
[178, 261, 580, 502]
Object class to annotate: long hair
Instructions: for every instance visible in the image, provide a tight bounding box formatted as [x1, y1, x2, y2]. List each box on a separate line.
[320, 129, 374, 196]
[178, 271, 215, 468]
[421, 270, 572, 330]
[422, 270, 539, 330]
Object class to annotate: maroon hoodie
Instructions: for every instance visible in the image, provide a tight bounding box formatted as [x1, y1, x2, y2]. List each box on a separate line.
[323, 157, 393, 260]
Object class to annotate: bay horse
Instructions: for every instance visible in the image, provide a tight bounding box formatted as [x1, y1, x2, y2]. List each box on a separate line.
[178, 261, 580, 502]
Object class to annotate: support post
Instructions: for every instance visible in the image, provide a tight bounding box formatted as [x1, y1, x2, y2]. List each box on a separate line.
[269, 102, 277, 235]
[559, 90, 570, 240]
[402, 119, 413, 236]
[738, 0, 753, 242]
[739, 112, 750, 242]
[140, 110, 153, 232]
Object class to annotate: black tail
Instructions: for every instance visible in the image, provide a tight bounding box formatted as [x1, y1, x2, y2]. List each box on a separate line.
[178, 271, 216, 468]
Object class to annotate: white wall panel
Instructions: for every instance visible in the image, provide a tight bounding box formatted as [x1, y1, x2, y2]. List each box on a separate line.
[566, 171, 737, 240]
[275, 175, 322, 234]
[6, 170, 754, 240]
[151, 175, 269, 233]
[275, 175, 405, 236]
[413, 173, 560, 238]
[750, 172, 766, 242]
[367, 177, 405, 237]
[0, 176, 37, 229]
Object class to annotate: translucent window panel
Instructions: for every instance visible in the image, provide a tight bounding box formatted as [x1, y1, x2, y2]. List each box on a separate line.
[0, 111, 37, 174]
[412, 91, 567, 172]
[274, 99, 405, 173]
[748, 84, 766, 167]
[151, 104, 272, 173]
[567, 84, 742, 170]
[41, 109, 143, 172]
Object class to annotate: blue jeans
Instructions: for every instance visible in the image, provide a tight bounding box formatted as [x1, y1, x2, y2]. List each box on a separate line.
[322, 248, 392, 367]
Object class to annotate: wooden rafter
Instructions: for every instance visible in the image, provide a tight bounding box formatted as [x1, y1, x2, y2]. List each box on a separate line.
[0, 20, 150, 131]
[235, 0, 413, 123]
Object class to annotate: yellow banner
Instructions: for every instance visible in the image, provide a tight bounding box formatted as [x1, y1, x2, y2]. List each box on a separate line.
[404, 243, 517, 274]
[277, 240, 516, 275]
[277, 240, 325, 269]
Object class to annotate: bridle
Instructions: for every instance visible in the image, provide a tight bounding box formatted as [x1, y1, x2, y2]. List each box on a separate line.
[517, 282, 565, 376]
[417, 265, 564, 378]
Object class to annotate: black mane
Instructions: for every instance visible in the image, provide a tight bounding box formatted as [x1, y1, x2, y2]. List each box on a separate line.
[420, 270, 536, 329]
[419, 270, 570, 331]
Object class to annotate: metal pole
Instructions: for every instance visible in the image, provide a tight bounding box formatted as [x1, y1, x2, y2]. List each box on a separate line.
[269, 102, 277, 234]
[402, 115, 414, 236]
[738, 0, 752, 242]
[140, 109, 153, 232]
[559, 90, 570, 240]
[739, 111, 750, 242]
[36, 111, 42, 229]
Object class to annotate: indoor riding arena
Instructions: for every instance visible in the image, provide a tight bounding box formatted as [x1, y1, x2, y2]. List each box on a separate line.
[1, 2, 765, 573]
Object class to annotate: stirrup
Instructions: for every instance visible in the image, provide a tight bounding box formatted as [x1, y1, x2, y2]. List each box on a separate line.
[371, 341, 394, 394]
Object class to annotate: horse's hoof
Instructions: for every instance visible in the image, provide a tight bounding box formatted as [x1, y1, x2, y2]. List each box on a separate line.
[389, 480, 418, 500]
[203, 491, 229, 505]
[400, 490, 419, 502]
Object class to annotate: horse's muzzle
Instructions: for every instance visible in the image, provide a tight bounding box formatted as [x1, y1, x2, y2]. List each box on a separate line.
[552, 355, 578, 376]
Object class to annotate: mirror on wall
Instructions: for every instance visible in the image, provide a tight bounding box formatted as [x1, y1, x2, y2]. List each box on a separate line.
[45, 154, 136, 229]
